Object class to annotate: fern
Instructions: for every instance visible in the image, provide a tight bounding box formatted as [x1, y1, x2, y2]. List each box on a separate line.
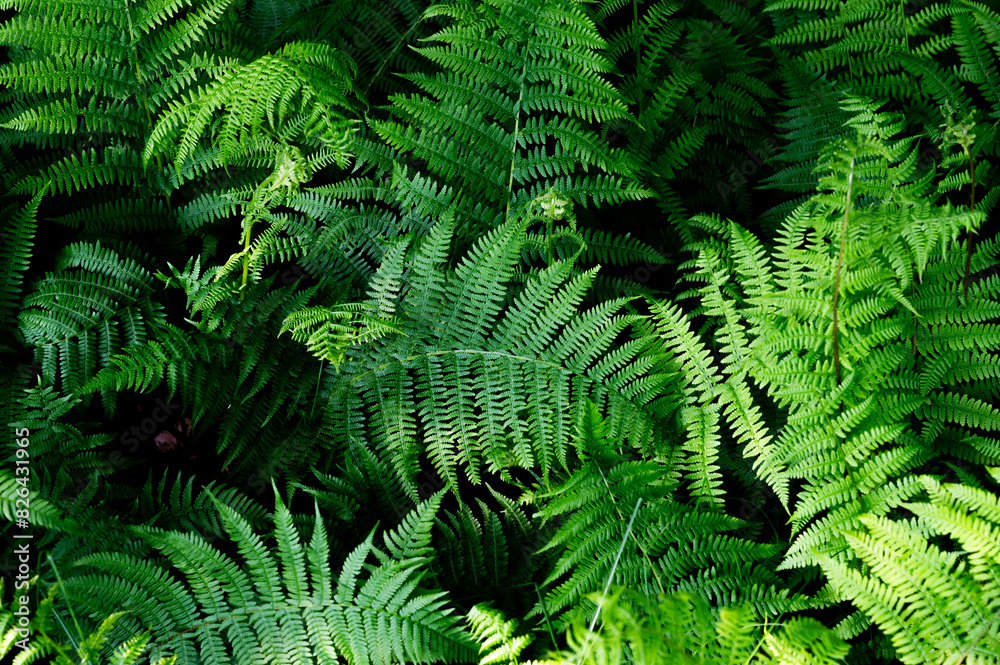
[818, 475, 1000, 664]
[467, 603, 541, 665]
[1, 578, 178, 665]
[0, 188, 44, 349]
[526, 401, 800, 629]
[280, 303, 403, 371]
[598, 0, 779, 233]
[354, 0, 651, 237]
[675, 97, 1000, 582]
[311, 209, 679, 499]
[143, 40, 360, 175]
[60, 487, 477, 664]
[16, 241, 166, 408]
[556, 587, 849, 665]
[4, 1, 1000, 663]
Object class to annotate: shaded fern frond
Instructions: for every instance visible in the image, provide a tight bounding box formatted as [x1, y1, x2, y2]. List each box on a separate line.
[63, 488, 478, 665]
[527, 401, 797, 628]
[18, 241, 165, 399]
[316, 209, 680, 500]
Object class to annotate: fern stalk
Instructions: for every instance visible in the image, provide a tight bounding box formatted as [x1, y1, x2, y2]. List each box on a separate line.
[963, 151, 976, 299]
[241, 217, 253, 299]
[506, 37, 533, 222]
[535, 582, 558, 647]
[831, 155, 854, 387]
[576, 497, 643, 665]
[46, 554, 83, 653]
[594, 462, 665, 596]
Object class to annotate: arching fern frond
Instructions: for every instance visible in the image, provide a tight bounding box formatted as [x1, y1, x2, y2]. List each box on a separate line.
[144, 40, 361, 174]
[817, 475, 1000, 665]
[62, 488, 478, 665]
[280, 303, 403, 372]
[359, 0, 650, 228]
[312, 209, 680, 501]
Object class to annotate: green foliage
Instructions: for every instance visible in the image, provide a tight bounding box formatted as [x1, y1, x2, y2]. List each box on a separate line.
[280, 303, 403, 371]
[1, 578, 177, 665]
[315, 213, 679, 499]
[557, 588, 849, 665]
[465, 588, 850, 665]
[3, 1, 1000, 664]
[356, 0, 652, 237]
[143, 41, 360, 175]
[676, 96, 1000, 580]
[59, 488, 477, 665]
[598, 0, 779, 230]
[818, 475, 1000, 664]
[527, 402, 800, 629]
[0, 188, 44, 349]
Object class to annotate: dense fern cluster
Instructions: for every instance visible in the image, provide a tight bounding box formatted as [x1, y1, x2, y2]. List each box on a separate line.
[3, 0, 1000, 664]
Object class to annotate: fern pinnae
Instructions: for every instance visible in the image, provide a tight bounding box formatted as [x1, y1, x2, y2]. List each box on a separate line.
[59, 487, 475, 665]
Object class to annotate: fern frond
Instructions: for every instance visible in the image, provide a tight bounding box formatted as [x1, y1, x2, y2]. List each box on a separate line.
[317, 210, 677, 499]
[63, 488, 478, 665]
[145, 41, 360, 173]
[818, 476, 1000, 665]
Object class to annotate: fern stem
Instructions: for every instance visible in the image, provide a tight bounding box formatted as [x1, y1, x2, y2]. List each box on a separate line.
[955, 606, 1000, 665]
[962, 153, 976, 300]
[594, 463, 665, 595]
[47, 554, 83, 651]
[46, 608, 78, 657]
[240, 216, 253, 299]
[832, 155, 854, 387]
[594, 497, 641, 616]
[310, 359, 323, 419]
[505, 34, 533, 222]
[534, 582, 558, 648]
[743, 616, 770, 665]
[576, 497, 643, 665]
